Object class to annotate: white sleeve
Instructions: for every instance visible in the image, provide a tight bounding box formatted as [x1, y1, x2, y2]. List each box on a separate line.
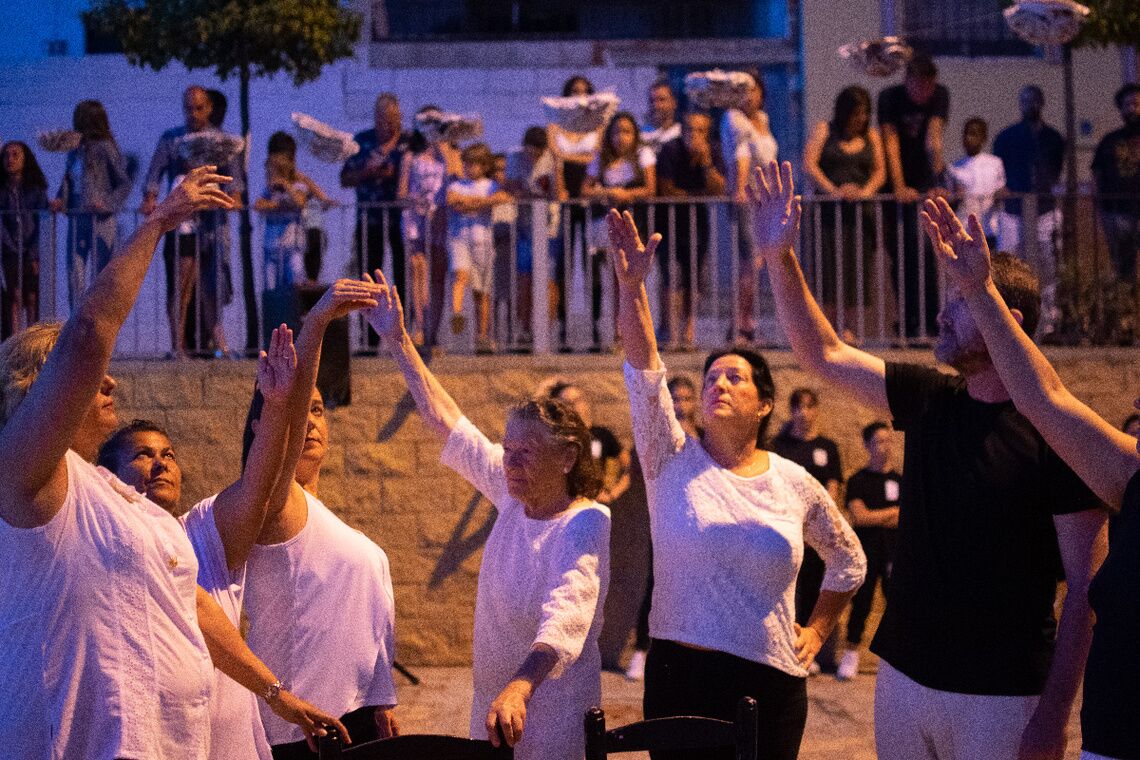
[787, 463, 866, 593]
[622, 361, 687, 482]
[367, 550, 399, 707]
[184, 501, 245, 609]
[440, 416, 511, 509]
[638, 146, 657, 169]
[533, 507, 610, 679]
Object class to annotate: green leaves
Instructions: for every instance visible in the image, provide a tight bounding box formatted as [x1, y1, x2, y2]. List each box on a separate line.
[1073, 0, 1140, 48]
[83, 0, 362, 84]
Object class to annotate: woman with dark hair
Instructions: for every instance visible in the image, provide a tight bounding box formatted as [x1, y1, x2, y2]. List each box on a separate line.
[367, 270, 610, 760]
[803, 86, 886, 341]
[0, 141, 49, 339]
[607, 209, 865, 760]
[51, 99, 133, 306]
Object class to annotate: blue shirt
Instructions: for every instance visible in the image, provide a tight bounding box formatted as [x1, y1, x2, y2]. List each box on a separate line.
[992, 120, 1064, 215]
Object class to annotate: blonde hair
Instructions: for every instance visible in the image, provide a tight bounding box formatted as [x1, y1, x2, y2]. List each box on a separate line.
[0, 322, 64, 426]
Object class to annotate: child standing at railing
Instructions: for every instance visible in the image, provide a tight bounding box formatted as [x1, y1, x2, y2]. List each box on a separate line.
[947, 117, 1005, 250]
[399, 109, 460, 346]
[446, 143, 511, 353]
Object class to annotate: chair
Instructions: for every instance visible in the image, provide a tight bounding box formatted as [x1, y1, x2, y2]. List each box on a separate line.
[318, 729, 514, 760]
[584, 696, 758, 760]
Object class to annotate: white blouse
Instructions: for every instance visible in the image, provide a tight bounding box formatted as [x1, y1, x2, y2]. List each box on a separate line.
[183, 496, 272, 760]
[0, 450, 213, 760]
[245, 490, 397, 746]
[624, 363, 865, 677]
[441, 417, 610, 760]
[721, 109, 779, 192]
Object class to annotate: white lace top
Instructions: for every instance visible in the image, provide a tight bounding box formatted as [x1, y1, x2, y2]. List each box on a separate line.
[441, 417, 610, 760]
[0, 450, 212, 760]
[624, 363, 866, 676]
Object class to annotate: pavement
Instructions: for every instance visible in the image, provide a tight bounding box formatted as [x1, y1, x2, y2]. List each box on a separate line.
[393, 660, 1085, 759]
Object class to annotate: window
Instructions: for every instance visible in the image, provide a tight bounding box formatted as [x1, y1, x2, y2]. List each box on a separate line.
[900, 0, 1035, 57]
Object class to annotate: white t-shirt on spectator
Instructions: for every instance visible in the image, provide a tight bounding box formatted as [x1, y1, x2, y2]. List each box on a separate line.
[623, 363, 866, 677]
[721, 109, 779, 193]
[245, 490, 397, 746]
[587, 146, 656, 188]
[948, 152, 1006, 237]
[441, 416, 610, 760]
[447, 177, 499, 244]
[183, 496, 272, 760]
[0, 451, 213, 760]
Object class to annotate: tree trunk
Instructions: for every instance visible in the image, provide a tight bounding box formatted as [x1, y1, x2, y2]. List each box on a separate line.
[239, 61, 258, 352]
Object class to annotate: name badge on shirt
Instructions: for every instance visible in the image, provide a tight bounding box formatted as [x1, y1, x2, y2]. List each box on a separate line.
[591, 439, 603, 461]
[885, 479, 900, 502]
[812, 448, 828, 467]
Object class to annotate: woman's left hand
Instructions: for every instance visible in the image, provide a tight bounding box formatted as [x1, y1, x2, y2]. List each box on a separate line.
[486, 680, 531, 748]
[793, 622, 824, 667]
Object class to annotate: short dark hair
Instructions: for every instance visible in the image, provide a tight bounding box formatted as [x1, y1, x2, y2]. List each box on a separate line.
[702, 348, 777, 445]
[862, 421, 890, 444]
[523, 126, 548, 150]
[1115, 83, 1140, 110]
[991, 252, 1041, 336]
[964, 116, 988, 139]
[509, 397, 602, 499]
[98, 419, 171, 471]
[267, 131, 297, 158]
[562, 76, 595, 97]
[788, 388, 818, 410]
[666, 375, 696, 395]
[906, 51, 938, 80]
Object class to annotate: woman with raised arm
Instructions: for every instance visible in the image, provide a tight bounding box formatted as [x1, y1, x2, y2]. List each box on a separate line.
[240, 279, 404, 760]
[366, 270, 609, 760]
[921, 197, 1133, 760]
[607, 209, 865, 760]
[0, 166, 233, 759]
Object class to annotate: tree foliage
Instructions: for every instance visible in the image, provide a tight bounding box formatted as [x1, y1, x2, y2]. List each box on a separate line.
[83, 0, 362, 85]
[1074, 0, 1140, 49]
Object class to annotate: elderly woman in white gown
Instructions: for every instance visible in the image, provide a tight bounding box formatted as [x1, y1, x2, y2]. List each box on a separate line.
[365, 270, 610, 760]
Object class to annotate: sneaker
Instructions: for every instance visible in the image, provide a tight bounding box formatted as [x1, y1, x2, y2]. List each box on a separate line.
[450, 313, 466, 335]
[836, 649, 859, 681]
[624, 650, 647, 681]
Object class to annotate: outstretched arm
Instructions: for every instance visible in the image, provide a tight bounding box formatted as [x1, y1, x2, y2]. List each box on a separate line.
[195, 587, 352, 751]
[608, 209, 663, 371]
[365, 270, 462, 439]
[750, 161, 889, 414]
[212, 325, 296, 571]
[921, 197, 1140, 508]
[0, 166, 234, 528]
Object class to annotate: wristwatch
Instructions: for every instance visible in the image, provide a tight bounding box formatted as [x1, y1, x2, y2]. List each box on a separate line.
[261, 680, 284, 702]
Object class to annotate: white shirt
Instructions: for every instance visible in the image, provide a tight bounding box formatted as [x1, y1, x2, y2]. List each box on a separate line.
[447, 177, 499, 243]
[0, 451, 212, 760]
[721, 109, 779, 193]
[587, 146, 656, 189]
[245, 490, 397, 746]
[441, 417, 610, 760]
[183, 497, 272, 760]
[553, 129, 599, 157]
[623, 363, 866, 677]
[948, 152, 1006, 236]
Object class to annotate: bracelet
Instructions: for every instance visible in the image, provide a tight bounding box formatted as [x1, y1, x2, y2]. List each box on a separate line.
[261, 680, 284, 702]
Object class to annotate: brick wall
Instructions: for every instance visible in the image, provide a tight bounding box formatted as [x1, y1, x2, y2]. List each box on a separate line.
[111, 348, 1139, 664]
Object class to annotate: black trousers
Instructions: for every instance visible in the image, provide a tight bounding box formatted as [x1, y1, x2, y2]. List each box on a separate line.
[846, 527, 896, 646]
[643, 639, 807, 760]
[271, 704, 379, 760]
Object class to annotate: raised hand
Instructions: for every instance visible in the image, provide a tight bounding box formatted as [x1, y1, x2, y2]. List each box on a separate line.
[920, 197, 992, 295]
[308, 278, 383, 324]
[606, 208, 661, 290]
[267, 688, 352, 752]
[747, 160, 803, 264]
[152, 165, 235, 233]
[256, 325, 297, 406]
[361, 270, 408, 345]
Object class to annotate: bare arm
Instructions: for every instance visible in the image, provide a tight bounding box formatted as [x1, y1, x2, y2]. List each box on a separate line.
[847, 498, 898, 528]
[880, 124, 908, 195]
[0, 167, 233, 528]
[212, 326, 296, 571]
[397, 153, 411, 201]
[803, 122, 837, 194]
[366, 272, 462, 438]
[926, 117, 946, 180]
[750, 161, 890, 414]
[922, 198, 1140, 507]
[608, 210, 664, 372]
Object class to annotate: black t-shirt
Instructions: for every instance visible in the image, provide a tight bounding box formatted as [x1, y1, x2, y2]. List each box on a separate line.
[877, 83, 950, 192]
[590, 425, 622, 464]
[1091, 123, 1140, 214]
[871, 363, 1100, 695]
[846, 468, 901, 511]
[770, 431, 843, 489]
[1082, 469, 1140, 758]
[656, 137, 717, 195]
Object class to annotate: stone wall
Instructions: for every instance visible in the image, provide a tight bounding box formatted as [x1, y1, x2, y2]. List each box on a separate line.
[111, 348, 1140, 665]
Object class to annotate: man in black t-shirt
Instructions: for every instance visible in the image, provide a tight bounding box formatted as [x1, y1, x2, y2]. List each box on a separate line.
[878, 52, 950, 338]
[753, 161, 1104, 760]
[771, 388, 843, 673]
[837, 421, 900, 682]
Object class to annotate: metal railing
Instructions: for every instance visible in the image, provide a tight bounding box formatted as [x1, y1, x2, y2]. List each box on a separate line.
[3, 191, 1137, 357]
